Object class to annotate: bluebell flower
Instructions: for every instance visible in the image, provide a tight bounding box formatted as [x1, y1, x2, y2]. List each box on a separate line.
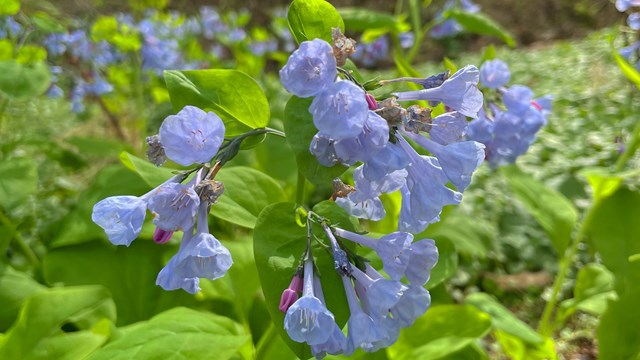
[398, 32, 415, 49]
[393, 65, 483, 118]
[70, 81, 88, 113]
[332, 111, 389, 165]
[430, 20, 463, 39]
[159, 105, 225, 166]
[335, 196, 386, 221]
[397, 137, 462, 233]
[174, 203, 233, 280]
[310, 81, 369, 139]
[310, 276, 347, 359]
[309, 134, 339, 167]
[156, 227, 201, 294]
[341, 275, 386, 354]
[403, 131, 485, 191]
[480, 59, 511, 89]
[502, 85, 535, 115]
[43, 34, 67, 56]
[390, 284, 431, 327]
[616, 0, 640, 12]
[362, 142, 410, 181]
[200, 6, 228, 40]
[351, 36, 389, 68]
[353, 281, 401, 351]
[428, 111, 469, 145]
[284, 258, 337, 345]
[47, 85, 64, 99]
[279, 39, 337, 98]
[92, 195, 148, 246]
[351, 266, 406, 316]
[147, 182, 200, 232]
[404, 239, 439, 285]
[628, 12, 640, 30]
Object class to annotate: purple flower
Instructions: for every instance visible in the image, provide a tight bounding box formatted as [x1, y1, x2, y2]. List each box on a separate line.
[480, 59, 511, 88]
[428, 111, 469, 145]
[332, 111, 389, 165]
[310, 81, 369, 140]
[351, 266, 407, 316]
[91, 195, 148, 246]
[159, 105, 225, 166]
[335, 196, 386, 221]
[393, 65, 483, 118]
[155, 227, 201, 294]
[616, 0, 640, 12]
[341, 275, 386, 354]
[279, 39, 337, 98]
[147, 182, 200, 232]
[404, 131, 485, 191]
[279, 274, 303, 313]
[390, 284, 432, 327]
[284, 258, 337, 345]
[628, 12, 640, 30]
[309, 134, 339, 166]
[310, 276, 347, 358]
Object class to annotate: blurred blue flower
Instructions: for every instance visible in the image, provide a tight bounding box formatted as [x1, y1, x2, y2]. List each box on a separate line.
[428, 111, 469, 145]
[628, 12, 640, 29]
[480, 59, 511, 88]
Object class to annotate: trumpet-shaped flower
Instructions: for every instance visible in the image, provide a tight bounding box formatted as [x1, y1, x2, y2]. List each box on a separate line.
[480, 59, 511, 89]
[310, 81, 369, 140]
[147, 182, 200, 232]
[92, 195, 148, 246]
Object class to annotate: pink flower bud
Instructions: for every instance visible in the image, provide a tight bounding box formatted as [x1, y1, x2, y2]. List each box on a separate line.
[279, 274, 303, 313]
[153, 228, 173, 244]
[530, 100, 542, 111]
[365, 93, 378, 110]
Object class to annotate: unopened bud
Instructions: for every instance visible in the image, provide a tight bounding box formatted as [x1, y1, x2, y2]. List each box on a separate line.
[153, 227, 173, 244]
[365, 93, 378, 110]
[279, 274, 303, 312]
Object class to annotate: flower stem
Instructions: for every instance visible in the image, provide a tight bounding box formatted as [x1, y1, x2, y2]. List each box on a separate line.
[0, 210, 39, 267]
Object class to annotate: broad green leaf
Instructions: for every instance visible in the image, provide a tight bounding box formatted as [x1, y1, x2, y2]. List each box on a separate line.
[87, 307, 251, 360]
[31, 11, 66, 33]
[164, 69, 270, 136]
[0, 61, 51, 99]
[253, 202, 356, 359]
[482, 44, 496, 62]
[445, 9, 515, 47]
[0, 157, 37, 211]
[580, 167, 625, 203]
[66, 136, 131, 158]
[255, 324, 298, 360]
[43, 241, 197, 325]
[586, 187, 640, 295]
[90, 16, 141, 52]
[613, 48, 640, 89]
[16, 45, 47, 64]
[494, 331, 558, 360]
[598, 290, 640, 360]
[287, 0, 344, 44]
[283, 96, 348, 185]
[501, 165, 577, 255]
[0, 0, 19, 15]
[465, 293, 543, 344]
[0, 286, 115, 360]
[214, 166, 287, 228]
[388, 304, 492, 360]
[338, 8, 399, 31]
[558, 264, 616, 323]
[428, 210, 493, 259]
[119, 151, 175, 188]
[0, 264, 45, 332]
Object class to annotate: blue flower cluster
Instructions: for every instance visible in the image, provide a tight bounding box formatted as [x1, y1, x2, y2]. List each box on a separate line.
[616, 0, 640, 70]
[280, 38, 486, 234]
[430, 0, 481, 39]
[349, 32, 414, 68]
[280, 225, 437, 358]
[466, 59, 551, 168]
[91, 106, 232, 294]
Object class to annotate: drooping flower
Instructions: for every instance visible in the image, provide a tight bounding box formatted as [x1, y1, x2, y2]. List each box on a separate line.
[284, 257, 337, 345]
[155, 226, 201, 294]
[279, 38, 337, 98]
[393, 65, 483, 118]
[159, 105, 225, 166]
[147, 182, 200, 232]
[428, 111, 469, 145]
[91, 196, 148, 246]
[279, 273, 303, 313]
[310, 276, 348, 359]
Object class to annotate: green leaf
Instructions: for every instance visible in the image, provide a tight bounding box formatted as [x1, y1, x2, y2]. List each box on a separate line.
[598, 290, 640, 360]
[0, 0, 20, 15]
[253, 202, 356, 359]
[494, 331, 558, 360]
[287, 0, 344, 44]
[164, 69, 270, 136]
[283, 96, 348, 185]
[0, 286, 115, 360]
[0, 264, 45, 332]
[43, 241, 198, 325]
[465, 292, 543, 344]
[0, 61, 51, 99]
[580, 168, 624, 204]
[338, 8, 399, 31]
[119, 151, 174, 188]
[0, 157, 37, 211]
[31, 12, 66, 33]
[501, 165, 578, 255]
[214, 166, 287, 229]
[482, 44, 496, 62]
[388, 304, 492, 360]
[16, 45, 47, 64]
[557, 264, 616, 324]
[443, 57, 458, 74]
[87, 307, 251, 360]
[428, 210, 493, 259]
[445, 9, 515, 47]
[586, 187, 640, 295]
[613, 48, 640, 89]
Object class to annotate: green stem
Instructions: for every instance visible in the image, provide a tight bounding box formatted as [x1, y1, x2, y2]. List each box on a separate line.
[0, 211, 40, 267]
[615, 93, 640, 171]
[296, 172, 306, 205]
[265, 127, 286, 138]
[255, 324, 278, 360]
[0, 97, 10, 130]
[537, 206, 596, 336]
